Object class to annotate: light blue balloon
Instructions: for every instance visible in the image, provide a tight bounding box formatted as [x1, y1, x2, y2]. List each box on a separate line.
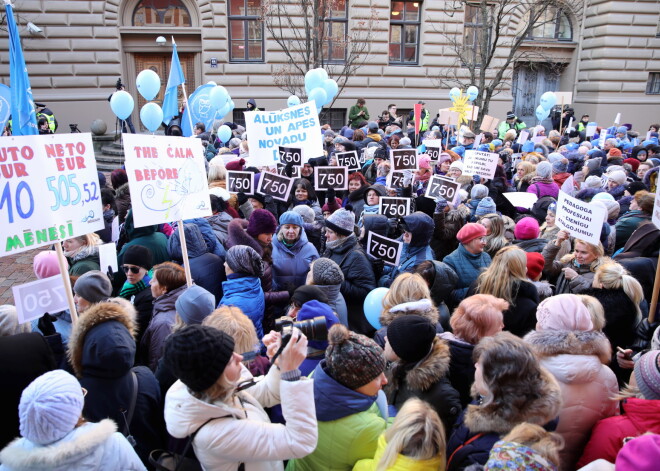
[449, 87, 461, 101]
[209, 85, 229, 110]
[305, 69, 326, 93]
[539, 91, 557, 111]
[136, 69, 161, 101]
[322, 79, 339, 104]
[110, 90, 134, 120]
[140, 102, 163, 132]
[535, 105, 550, 121]
[218, 124, 232, 143]
[207, 81, 217, 86]
[229, 100, 235, 112]
[363, 287, 389, 330]
[308, 87, 328, 108]
[466, 85, 478, 101]
[217, 102, 231, 118]
[287, 95, 301, 107]
[317, 68, 329, 82]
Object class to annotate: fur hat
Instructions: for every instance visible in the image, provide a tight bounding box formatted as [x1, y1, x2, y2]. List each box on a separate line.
[325, 324, 385, 390]
[73, 271, 112, 303]
[226, 245, 264, 277]
[526, 252, 545, 281]
[121, 244, 153, 270]
[312, 258, 345, 285]
[387, 315, 435, 363]
[536, 294, 593, 331]
[175, 285, 215, 325]
[326, 208, 355, 237]
[514, 217, 540, 240]
[33, 251, 66, 279]
[247, 209, 277, 238]
[475, 197, 497, 218]
[634, 350, 660, 400]
[456, 222, 487, 245]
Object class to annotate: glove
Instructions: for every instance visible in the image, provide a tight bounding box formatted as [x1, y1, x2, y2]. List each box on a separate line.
[371, 257, 385, 280]
[435, 196, 448, 213]
[402, 169, 413, 187]
[326, 187, 336, 205]
[237, 192, 249, 206]
[284, 161, 294, 177]
[106, 265, 114, 283]
[38, 313, 57, 337]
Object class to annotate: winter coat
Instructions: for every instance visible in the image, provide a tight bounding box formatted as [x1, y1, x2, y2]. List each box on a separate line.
[446, 368, 562, 471]
[129, 286, 153, 346]
[139, 284, 187, 371]
[524, 330, 619, 471]
[67, 302, 165, 467]
[607, 184, 626, 200]
[614, 210, 652, 251]
[443, 245, 491, 307]
[527, 180, 560, 199]
[343, 185, 368, 220]
[165, 366, 317, 471]
[324, 234, 376, 335]
[470, 280, 539, 338]
[271, 229, 319, 291]
[353, 435, 445, 471]
[427, 261, 458, 328]
[577, 398, 660, 467]
[286, 361, 386, 471]
[581, 287, 637, 354]
[221, 274, 266, 339]
[115, 182, 132, 224]
[207, 211, 233, 247]
[315, 283, 348, 326]
[67, 246, 100, 277]
[0, 420, 146, 471]
[431, 209, 465, 262]
[542, 241, 599, 294]
[385, 339, 462, 432]
[512, 237, 548, 253]
[438, 333, 475, 408]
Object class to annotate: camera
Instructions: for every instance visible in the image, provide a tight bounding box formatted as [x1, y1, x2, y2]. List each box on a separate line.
[116, 78, 124, 90]
[275, 316, 328, 343]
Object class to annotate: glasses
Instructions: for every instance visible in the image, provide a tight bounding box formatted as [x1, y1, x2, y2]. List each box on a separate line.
[122, 265, 140, 274]
[81, 387, 88, 397]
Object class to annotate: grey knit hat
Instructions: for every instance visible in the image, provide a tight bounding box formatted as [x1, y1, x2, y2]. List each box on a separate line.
[326, 208, 355, 237]
[470, 184, 489, 200]
[226, 245, 264, 277]
[475, 197, 497, 217]
[312, 258, 345, 285]
[292, 205, 315, 224]
[536, 161, 552, 179]
[73, 270, 112, 303]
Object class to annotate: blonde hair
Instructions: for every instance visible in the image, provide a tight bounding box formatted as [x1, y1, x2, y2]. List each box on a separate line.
[576, 295, 606, 331]
[378, 398, 446, 471]
[595, 262, 644, 320]
[515, 161, 535, 176]
[193, 372, 237, 404]
[560, 239, 607, 272]
[476, 246, 528, 305]
[500, 423, 563, 469]
[478, 214, 509, 256]
[501, 215, 515, 238]
[382, 273, 434, 314]
[203, 306, 260, 356]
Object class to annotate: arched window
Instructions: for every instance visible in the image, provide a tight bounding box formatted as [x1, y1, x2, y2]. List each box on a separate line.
[133, 0, 192, 27]
[529, 6, 572, 41]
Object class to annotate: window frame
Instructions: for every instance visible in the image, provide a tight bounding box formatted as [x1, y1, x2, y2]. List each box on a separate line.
[319, 108, 347, 130]
[647, 73, 660, 95]
[389, 1, 422, 66]
[228, 0, 264, 63]
[320, 0, 348, 64]
[527, 6, 573, 42]
[462, 3, 490, 68]
[132, 0, 192, 27]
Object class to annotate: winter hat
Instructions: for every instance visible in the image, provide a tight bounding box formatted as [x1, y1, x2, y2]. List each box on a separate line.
[321, 197, 343, 214]
[209, 186, 231, 202]
[452, 146, 465, 157]
[326, 208, 355, 237]
[626, 181, 647, 196]
[492, 139, 503, 147]
[312, 258, 345, 285]
[439, 152, 452, 164]
[121, 244, 153, 270]
[484, 440, 558, 471]
[291, 285, 329, 307]
[536, 161, 552, 179]
[601, 200, 620, 220]
[33, 250, 66, 279]
[400, 137, 411, 147]
[279, 211, 304, 228]
[526, 252, 545, 281]
[514, 217, 540, 240]
[449, 160, 464, 172]
[292, 204, 316, 224]
[633, 350, 660, 400]
[175, 285, 215, 325]
[584, 175, 602, 189]
[616, 126, 628, 135]
[456, 222, 487, 244]
[19, 370, 85, 445]
[225, 158, 246, 171]
[547, 152, 563, 164]
[475, 197, 497, 217]
[325, 324, 386, 390]
[418, 155, 431, 169]
[552, 158, 568, 174]
[73, 270, 112, 303]
[522, 141, 534, 153]
[297, 300, 339, 350]
[246, 209, 277, 238]
[0, 305, 30, 337]
[608, 148, 623, 158]
[592, 191, 615, 202]
[506, 111, 515, 120]
[471, 184, 489, 199]
[536, 294, 593, 332]
[226, 245, 264, 277]
[368, 121, 379, 133]
[387, 315, 436, 363]
[624, 158, 640, 172]
[607, 170, 627, 185]
[615, 433, 660, 471]
[163, 324, 235, 393]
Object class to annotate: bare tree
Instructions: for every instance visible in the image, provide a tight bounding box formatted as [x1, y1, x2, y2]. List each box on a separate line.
[434, 0, 583, 129]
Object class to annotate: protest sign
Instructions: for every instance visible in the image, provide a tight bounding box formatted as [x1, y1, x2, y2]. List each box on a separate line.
[532, 136, 545, 144]
[586, 124, 598, 138]
[480, 115, 500, 134]
[257, 172, 294, 202]
[315, 166, 348, 191]
[614, 113, 621, 125]
[244, 102, 323, 167]
[554, 92, 573, 105]
[473, 133, 483, 148]
[359, 149, 366, 164]
[386, 171, 405, 188]
[561, 175, 576, 196]
[123, 134, 211, 227]
[278, 146, 303, 166]
[517, 130, 529, 144]
[598, 128, 607, 148]
[379, 197, 411, 218]
[511, 153, 523, 167]
[276, 164, 301, 178]
[555, 191, 607, 246]
[335, 151, 360, 171]
[98, 242, 118, 274]
[0, 133, 104, 257]
[367, 232, 402, 266]
[426, 146, 441, 161]
[227, 171, 255, 195]
[425, 175, 460, 205]
[391, 149, 417, 171]
[180, 84, 224, 137]
[503, 192, 538, 209]
[653, 191, 660, 229]
[438, 109, 460, 125]
[12, 276, 69, 323]
[463, 149, 499, 179]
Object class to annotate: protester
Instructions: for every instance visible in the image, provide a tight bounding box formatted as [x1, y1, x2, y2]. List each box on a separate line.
[271, 211, 319, 292]
[63, 233, 101, 276]
[306, 258, 348, 326]
[117, 244, 154, 343]
[73, 270, 112, 314]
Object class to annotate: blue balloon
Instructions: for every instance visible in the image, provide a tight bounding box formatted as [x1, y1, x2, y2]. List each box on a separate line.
[217, 102, 231, 118]
[229, 100, 235, 112]
[308, 87, 327, 108]
[322, 79, 339, 105]
[209, 85, 229, 110]
[140, 102, 163, 132]
[535, 105, 550, 121]
[363, 287, 389, 330]
[136, 69, 161, 101]
[110, 90, 134, 120]
[466, 85, 478, 101]
[218, 124, 232, 143]
[305, 69, 326, 93]
[287, 95, 301, 107]
[449, 87, 461, 102]
[539, 91, 557, 111]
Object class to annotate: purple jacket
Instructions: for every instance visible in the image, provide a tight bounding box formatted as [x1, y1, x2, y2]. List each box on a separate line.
[527, 181, 559, 199]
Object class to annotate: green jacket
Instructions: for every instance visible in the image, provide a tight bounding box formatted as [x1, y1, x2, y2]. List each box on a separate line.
[349, 105, 370, 129]
[497, 118, 527, 139]
[68, 251, 100, 277]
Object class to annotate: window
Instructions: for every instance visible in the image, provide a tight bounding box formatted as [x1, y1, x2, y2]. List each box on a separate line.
[647, 73, 660, 95]
[463, 4, 489, 67]
[132, 0, 191, 26]
[229, 0, 264, 62]
[319, 109, 346, 130]
[389, 1, 421, 65]
[320, 0, 348, 63]
[529, 7, 572, 41]
[232, 108, 248, 128]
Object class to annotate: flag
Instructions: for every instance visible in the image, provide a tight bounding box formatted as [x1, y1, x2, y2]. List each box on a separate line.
[5, 0, 37, 135]
[162, 38, 185, 125]
[413, 103, 423, 136]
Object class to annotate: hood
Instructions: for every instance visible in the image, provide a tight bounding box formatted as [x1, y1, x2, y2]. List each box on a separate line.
[362, 214, 390, 241]
[532, 280, 554, 299]
[153, 284, 188, 316]
[313, 360, 378, 421]
[513, 238, 548, 252]
[247, 98, 257, 107]
[429, 261, 458, 305]
[315, 283, 341, 304]
[524, 329, 612, 365]
[402, 212, 434, 247]
[623, 397, 660, 432]
[67, 244, 99, 263]
[168, 223, 209, 260]
[124, 210, 158, 239]
[380, 301, 439, 328]
[348, 184, 369, 203]
[226, 218, 263, 255]
[276, 223, 312, 253]
[386, 338, 450, 392]
[363, 184, 387, 203]
[67, 300, 137, 378]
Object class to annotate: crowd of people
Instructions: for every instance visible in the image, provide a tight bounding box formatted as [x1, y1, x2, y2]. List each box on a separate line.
[1, 105, 660, 471]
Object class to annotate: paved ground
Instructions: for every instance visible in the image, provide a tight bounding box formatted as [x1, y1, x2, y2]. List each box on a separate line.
[0, 248, 48, 306]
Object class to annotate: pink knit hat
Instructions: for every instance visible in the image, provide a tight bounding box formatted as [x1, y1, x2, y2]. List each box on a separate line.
[418, 155, 431, 169]
[615, 434, 660, 471]
[33, 251, 66, 279]
[536, 294, 593, 331]
[514, 217, 540, 240]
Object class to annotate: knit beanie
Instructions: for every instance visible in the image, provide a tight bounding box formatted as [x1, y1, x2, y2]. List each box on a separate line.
[33, 250, 65, 279]
[73, 270, 112, 304]
[226, 245, 264, 277]
[623, 158, 640, 172]
[449, 160, 463, 172]
[325, 324, 386, 390]
[536, 161, 552, 179]
[615, 433, 660, 471]
[608, 148, 623, 158]
[225, 158, 246, 171]
[536, 294, 593, 331]
[522, 141, 534, 153]
[292, 205, 316, 224]
[456, 222, 487, 245]
[514, 217, 540, 240]
[471, 184, 489, 199]
[626, 181, 647, 196]
[475, 197, 497, 217]
[584, 175, 602, 189]
[0, 305, 30, 337]
[163, 324, 235, 393]
[297, 300, 339, 350]
[326, 208, 355, 237]
[321, 197, 343, 215]
[592, 191, 615, 202]
[387, 315, 436, 363]
[175, 285, 215, 325]
[247, 209, 277, 238]
[418, 155, 431, 169]
[601, 200, 620, 220]
[526, 252, 545, 281]
[547, 152, 563, 164]
[19, 370, 85, 445]
[552, 158, 568, 174]
[608, 170, 627, 185]
[279, 211, 304, 228]
[312, 258, 345, 285]
[121, 244, 153, 270]
[634, 350, 660, 400]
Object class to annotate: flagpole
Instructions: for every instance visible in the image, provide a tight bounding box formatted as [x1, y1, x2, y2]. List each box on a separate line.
[172, 37, 195, 134]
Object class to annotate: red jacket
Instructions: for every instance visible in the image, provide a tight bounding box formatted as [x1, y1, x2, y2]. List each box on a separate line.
[577, 398, 660, 467]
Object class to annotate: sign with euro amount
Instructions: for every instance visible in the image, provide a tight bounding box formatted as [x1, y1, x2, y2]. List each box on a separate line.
[0, 133, 104, 256]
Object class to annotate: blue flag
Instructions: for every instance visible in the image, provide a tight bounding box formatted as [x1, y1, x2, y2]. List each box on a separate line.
[162, 40, 185, 125]
[5, 1, 37, 135]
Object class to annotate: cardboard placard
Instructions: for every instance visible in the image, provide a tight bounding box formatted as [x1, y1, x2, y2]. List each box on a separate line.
[425, 175, 460, 205]
[335, 151, 360, 171]
[276, 164, 301, 178]
[480, 115, 500, 134]
[585, 124, 598, 138]
[386, 171, 405, 189]
[503, 192, 538, 210]
[438, 109, 460, 126]
[98, 242, 118, 274]
[554, 91, 573, 105]
[425, 146, 441, 161]
[366, 232, 403, 266]
[390, 149, 418, 171]
[378, 197, 412, 218]
[315, 166, 348, 191]
[12, 276, 69, 323]
[463, 150, 499, 179]
[227, 171, 255, 195]
[278, 146, 302, 166]
[561, 175, 576, 197]
[555, 191, 607, 246]
[517, 130, 529, 144]
[257, 172, 295, 202]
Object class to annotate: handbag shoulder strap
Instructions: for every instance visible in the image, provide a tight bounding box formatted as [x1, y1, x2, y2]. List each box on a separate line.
[446, 433, 484, 469]
[124, 370, 139, 436]
[174, 416, 227, 471]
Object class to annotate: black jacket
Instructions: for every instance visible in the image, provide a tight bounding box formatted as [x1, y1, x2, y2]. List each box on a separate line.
[444, 337, 475, 408]
[513, 238, 548, 253]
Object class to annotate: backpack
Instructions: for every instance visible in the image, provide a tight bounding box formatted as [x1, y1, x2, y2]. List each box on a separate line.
[530, 196, 556, 224]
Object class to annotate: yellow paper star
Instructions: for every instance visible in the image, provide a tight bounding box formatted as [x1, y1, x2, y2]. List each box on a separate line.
[449, 92, 471, 125]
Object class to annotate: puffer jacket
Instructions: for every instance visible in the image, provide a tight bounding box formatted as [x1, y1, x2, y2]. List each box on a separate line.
[443, 245, 491, 307]
[542, 241, 600, 294]
[207, 211, 234, 247]
[314, 283, 348, 326]
[353, 435, 445, 471]
[220, 274, 266, 339]
[524, 330, 619, 471]
[165, 366, 317, 471]
[438, 333, 475, 408]
[271, 229, 319, 291]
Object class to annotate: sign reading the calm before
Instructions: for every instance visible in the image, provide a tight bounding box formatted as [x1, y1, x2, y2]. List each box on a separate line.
[463, 150, 499, 179]
[425, 175, 460, 205]
[379, 197, 412, 218]
[257, 171, 294, 202]
[315, 166, 348, 191]
[555, 190, 607, 246]
[335, 151, 360, 171]
[12, 276, 69, 323]
[390, 149, 418, 171]
[367, 232, 403, 266]
[227, 171, 255, 195]
[278, 146, 302, 166]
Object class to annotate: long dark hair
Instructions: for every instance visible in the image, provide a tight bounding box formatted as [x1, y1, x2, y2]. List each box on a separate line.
[289, 178, 318, 204]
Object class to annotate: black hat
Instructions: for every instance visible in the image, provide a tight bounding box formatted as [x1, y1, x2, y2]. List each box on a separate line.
[506, 111, 515, 120]
[291, 285, 329, 307]
[626, 181, 647, 196]
[163, 325, 235, 393]
[121, 244, 153, 270]
[387, 315, 435, 363]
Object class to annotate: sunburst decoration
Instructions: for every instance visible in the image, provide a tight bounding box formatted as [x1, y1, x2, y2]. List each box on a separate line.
[449, 92, 472, 125]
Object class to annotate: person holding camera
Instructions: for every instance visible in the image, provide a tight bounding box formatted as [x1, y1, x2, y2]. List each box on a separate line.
[348, 98, 370, 129]
[108, 78, 136, 133]
[497, 111, 527, 139]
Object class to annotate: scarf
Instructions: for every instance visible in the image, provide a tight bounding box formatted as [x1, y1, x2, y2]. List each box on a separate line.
[326, 233, 356, 251]
[531, 175, 554, 185]
[119, 272, 151, 299]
